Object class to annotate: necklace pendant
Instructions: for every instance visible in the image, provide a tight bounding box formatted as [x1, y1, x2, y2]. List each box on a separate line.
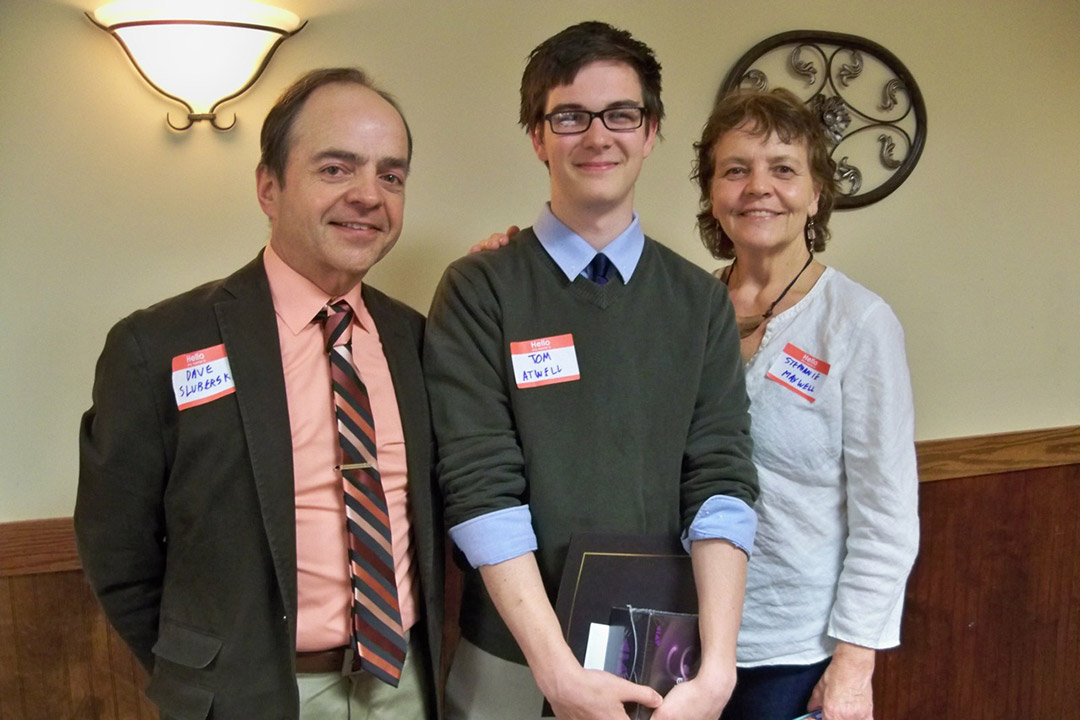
[736, 316, 765, 339]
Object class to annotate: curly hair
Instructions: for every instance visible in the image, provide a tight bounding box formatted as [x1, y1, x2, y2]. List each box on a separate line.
[691, 88, 837, 260]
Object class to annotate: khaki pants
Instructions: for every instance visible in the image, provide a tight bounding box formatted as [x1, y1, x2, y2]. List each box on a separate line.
[445, 637, 546, 720]
[297, 633, 430, 720]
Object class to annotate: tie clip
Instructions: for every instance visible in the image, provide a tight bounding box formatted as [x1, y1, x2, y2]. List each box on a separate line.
[336, 462, 372, 471]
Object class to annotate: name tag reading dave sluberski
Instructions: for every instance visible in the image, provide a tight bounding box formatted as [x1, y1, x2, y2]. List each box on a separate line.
[171, 343, 236, 410]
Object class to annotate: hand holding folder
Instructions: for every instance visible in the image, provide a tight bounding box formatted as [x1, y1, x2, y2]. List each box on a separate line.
[548, 533, 698, 717]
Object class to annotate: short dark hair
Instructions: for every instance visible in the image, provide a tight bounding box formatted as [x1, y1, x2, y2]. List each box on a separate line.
[692, 88, 838, 260]
[259, 67, 413, 185]
[519, 21, 664, 136]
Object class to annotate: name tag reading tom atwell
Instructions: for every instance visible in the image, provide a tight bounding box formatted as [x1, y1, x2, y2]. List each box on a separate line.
[766, 343, 830, 403]
[510, 334, 581, 389]
[172, 343, 236, 410]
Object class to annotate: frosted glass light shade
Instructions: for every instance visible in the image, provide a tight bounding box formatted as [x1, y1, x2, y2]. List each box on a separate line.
[90, 0, 304, 130]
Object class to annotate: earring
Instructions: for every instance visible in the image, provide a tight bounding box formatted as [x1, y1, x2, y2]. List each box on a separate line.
[805, 217, 817, 245]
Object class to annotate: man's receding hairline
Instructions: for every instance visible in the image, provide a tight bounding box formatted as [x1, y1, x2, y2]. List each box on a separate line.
[278, 82, 411, 173]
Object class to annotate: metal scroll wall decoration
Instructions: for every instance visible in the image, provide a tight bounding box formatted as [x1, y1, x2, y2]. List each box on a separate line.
[719, 30, 927, 208]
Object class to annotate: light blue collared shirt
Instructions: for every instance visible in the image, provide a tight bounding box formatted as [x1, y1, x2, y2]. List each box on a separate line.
[533, 204, 644, 284]
[448, 205, 758, 568]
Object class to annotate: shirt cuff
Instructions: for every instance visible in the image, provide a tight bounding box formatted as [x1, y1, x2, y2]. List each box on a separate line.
[449, 505, 538, 568]
[681, 495, 758, 556]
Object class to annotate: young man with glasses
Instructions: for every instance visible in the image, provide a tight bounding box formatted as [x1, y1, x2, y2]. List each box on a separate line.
[425, 22, 759, 720]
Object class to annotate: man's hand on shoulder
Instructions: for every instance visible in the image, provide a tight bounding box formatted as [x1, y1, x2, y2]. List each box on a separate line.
[468, 225, 520, 254]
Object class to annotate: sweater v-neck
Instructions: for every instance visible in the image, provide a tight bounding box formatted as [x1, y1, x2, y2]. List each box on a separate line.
[530, 234, 635, 310]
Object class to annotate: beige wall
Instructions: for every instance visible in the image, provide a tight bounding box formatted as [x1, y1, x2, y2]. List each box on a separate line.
[2, 0, 1078, 521]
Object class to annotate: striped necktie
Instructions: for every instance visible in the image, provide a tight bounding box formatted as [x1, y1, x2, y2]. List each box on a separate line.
[317, 300, 406, 685]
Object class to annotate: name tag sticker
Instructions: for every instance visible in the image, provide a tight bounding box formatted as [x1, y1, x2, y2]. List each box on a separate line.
[510, 333, 581, 389]
[171, 344, 236, 410]
[766, 343, 830, 403]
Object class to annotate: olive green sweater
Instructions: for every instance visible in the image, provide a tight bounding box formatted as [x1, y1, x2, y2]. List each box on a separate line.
[424, 229, 757, 662]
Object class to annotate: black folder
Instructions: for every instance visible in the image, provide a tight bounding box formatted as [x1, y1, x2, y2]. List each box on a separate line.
[543, 533, 700, 717]
[553, 532, 698, 660]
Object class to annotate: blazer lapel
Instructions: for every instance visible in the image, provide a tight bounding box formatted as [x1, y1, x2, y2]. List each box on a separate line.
[362, 286, 429, 485]
[217, 255, 298, 626]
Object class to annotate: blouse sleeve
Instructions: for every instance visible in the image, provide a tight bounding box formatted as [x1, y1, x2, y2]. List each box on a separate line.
[827, 301, 920, 649]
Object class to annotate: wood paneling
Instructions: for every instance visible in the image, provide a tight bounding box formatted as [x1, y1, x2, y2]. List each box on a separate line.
[0, 517, 80, 577]
[2, 426, 1078, 717]
[874, 462, 1080, 717]
[917, 425, 1080, 483]
[0, 571, 155, 720]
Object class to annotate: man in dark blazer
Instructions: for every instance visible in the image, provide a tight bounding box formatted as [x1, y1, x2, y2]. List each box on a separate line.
[75, 68, 442, 719]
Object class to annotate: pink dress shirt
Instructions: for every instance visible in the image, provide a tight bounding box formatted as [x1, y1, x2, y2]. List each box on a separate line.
[263, 245, 417, 652]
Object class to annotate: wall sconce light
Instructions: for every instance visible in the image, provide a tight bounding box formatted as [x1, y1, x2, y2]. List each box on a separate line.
[89, 0, 305, 131]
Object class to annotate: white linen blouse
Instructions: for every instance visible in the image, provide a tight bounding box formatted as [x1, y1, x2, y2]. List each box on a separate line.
[735, 266, 920, 666]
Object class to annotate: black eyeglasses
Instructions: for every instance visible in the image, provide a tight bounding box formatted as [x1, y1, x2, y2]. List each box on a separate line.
[543, 107, 647, 135]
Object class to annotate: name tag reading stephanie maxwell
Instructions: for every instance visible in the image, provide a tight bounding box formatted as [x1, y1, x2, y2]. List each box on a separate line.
[172, 344, 236, 410]
[510, 334, 581, 389]
[766, 343, 830, 402]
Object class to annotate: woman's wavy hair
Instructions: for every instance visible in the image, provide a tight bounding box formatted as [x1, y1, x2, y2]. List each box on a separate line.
[691, 88, 838, 260]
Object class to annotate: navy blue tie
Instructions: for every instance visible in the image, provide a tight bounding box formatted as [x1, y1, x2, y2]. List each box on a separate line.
[586, 253, 614, 285]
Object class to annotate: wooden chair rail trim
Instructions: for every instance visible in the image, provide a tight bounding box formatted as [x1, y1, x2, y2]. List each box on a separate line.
[916, 425, 1079, 482]
[2, 426, 1076, 577]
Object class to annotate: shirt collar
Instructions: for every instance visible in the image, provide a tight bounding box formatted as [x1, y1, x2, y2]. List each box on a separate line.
[262, 243, 371, 336]
[533, 204, 644, 283]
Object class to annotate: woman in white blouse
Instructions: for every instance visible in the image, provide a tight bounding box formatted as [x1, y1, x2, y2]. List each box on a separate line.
[693, 88, 920, 720]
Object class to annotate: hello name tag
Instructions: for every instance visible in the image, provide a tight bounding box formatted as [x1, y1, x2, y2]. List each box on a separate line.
[510, 333, 581, 389]
[766, 343, 830, 402]
[172, 344, 236, 410]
